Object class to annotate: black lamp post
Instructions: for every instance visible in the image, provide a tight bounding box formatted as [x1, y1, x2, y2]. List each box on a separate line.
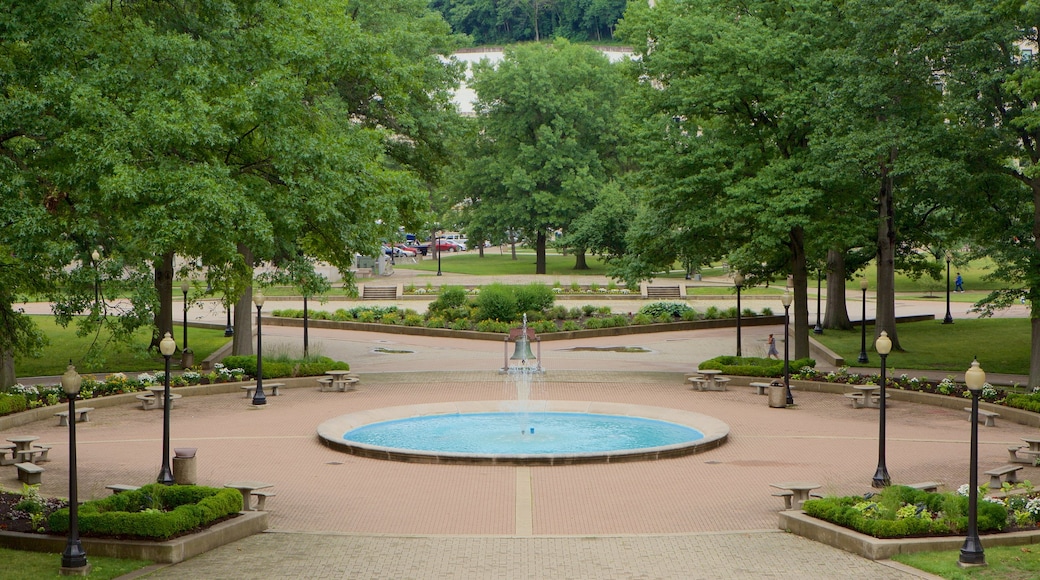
[943, 251, 954, 325]
[224, 305, 234, 337]
[814, 268, 823, 334]
[60, 363, 90, 575]
[872, 330, 893, 488]
[858, 278, 869, 364]
[157, 332, 176, 485]
[436, 233, 442, 276]
[781, 292, 794, 405]
[90, 249, 101, 306]
[303, 293, 310, 359]
[252, 291, 267, 406]
[734, 272, 744, 357]
[959, 358, 987, 568]
[180, 280, 193, 368]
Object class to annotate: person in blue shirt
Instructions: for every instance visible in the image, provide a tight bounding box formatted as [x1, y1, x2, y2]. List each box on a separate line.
[955, 273, 964, 293]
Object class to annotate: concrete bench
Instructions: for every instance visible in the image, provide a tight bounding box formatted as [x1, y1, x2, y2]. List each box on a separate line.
[687, 377, 706, 391]
[317, 377, 335, 391]
[105, 484, 141, 494]
[709, 377, 731, 391]
[55, 407, 95, 426]
[907, 481, 941, 493]
[0, 444, 16, 466]
[241, 383, 283, 399]
[15, 462, 44, 485]
[16, 445, 51, 464]
[984, 464, 1023, 489]
[772, 490, 795, 510]
[749, 382, 772, 395]
[844, 392, 889, 409]
[251, 490, 277, 511]
[137, 393, 181, 410]
[965, 408, 999, 427]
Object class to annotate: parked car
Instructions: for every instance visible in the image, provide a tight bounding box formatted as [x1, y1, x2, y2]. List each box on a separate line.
[434, 240, 462, 252]
[393, 244, 417, 257]
[383, 245, 413, 258]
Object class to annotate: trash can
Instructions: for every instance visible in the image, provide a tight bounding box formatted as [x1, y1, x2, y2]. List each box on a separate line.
[768, 382, 787, 408]
[173, 447, 197, 485]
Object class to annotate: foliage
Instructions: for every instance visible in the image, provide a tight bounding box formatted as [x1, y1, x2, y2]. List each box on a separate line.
[428, 286, 469, 312]
[0, 394, 27, 416]
[220, 355, 348, 379]
[475, 283, 520, 322]
[430, 0, 627, 44]
[639, 302, 695, 319]
[513, 283, 556, 313]
[699, 356, 816, 378]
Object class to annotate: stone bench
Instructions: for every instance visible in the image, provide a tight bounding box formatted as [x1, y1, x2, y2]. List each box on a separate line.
[15, 462, 44, 485]
[984, 464, 1023, 489]
[251, 490, 277, 511]
[907, 481, 941, 493]
[772, 490, 795, 510]
[55, 407, 95, 426]
[749, 382, 772, 396]
[241, 383, 283, 399]
[1007, 446, 1039, 465]
[105, 484, 141, 494]
[0, 444, 16, 466]
[16, 445, 51, 464]
[965, 408, 999, 427]
[687, 377, 706, 391]
[844, 391, 889, 409]
[137, 393, 181, 410]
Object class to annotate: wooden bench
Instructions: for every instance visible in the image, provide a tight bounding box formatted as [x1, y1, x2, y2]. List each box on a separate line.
[965, 408, 999, 427]
[55, 407, 95, 426]
[15, 462, 44, 485]
[907, 481, 941, 493]
[241, 383, 283, 399]
[251, 490, 277, 511]
[16, 445, 51, 464]
[105, 484, 141, 494]
[750, 382, 772, 396]
[984, 464, 1023, 489]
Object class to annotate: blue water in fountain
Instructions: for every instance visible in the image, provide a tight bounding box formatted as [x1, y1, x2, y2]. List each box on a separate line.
[342, 412, 704, 455]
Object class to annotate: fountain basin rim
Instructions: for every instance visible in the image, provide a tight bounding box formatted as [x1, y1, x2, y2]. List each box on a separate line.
[317, 400, 729, 466]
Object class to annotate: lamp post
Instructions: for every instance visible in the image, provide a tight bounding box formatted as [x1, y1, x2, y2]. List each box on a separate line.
[943, 251, 954, 325]
[60, 363, 90, 575]
[872, 330, 893, 488]
[157, 332, 176, 485]
[734, 272, 744, 357]
[224, 304, 234, 337]
[814, 268, 823, 335]
[436, 233, 442, 276]
[180, 281, 193, 368]
[303, 293, 310, 360]
[858, 278, 869, 364]
[252, 291, 267, 406]
[781, 292, 794, 405]
[959, 358, 987, 568]
[91, 249, 101, 306]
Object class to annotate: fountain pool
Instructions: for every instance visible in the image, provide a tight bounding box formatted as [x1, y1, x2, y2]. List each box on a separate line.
[317, 401, 729, 465]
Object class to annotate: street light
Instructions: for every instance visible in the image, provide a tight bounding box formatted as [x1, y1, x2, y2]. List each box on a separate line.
[872, 330, 892, 488]
[157, 332, 176, 485]
[781, 291, 794, 405]
[959, 358, 987, 568]
[814, 268, 823, 335]
[734, 272, 744, 357]
[252, 291, 267, 406]
[180, 280, 193, 368]
[943, 251, 954, 325]
[224, 304, 234, 337]
[436, 233, 442, 276]
[858, 278, 869, 364]
[90, 249, 101, 306]
[60, 363, 90, 575]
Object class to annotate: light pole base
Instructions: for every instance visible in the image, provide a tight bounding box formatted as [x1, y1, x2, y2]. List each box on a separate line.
[957, 555, 986, 568]
[942, 316, 953, 325]
[157, 466, 175, 486]
[59, 564, 92, 576]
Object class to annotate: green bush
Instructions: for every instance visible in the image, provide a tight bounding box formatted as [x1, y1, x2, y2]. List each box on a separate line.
[475, 319, 511, 333]
[698, 355, 816, 378]
[1006, 393, 1040, 413]
[48, 484, 242, 540]
[561, 320, 581, 331]
[0, 393, 28, 416]
[632, 313, 653, 325]
[428, 286, 469, 312]
[221, 355, 349, 379]
[476, 283, 519, 322]
[639, 302, 695, 318]
[514, 283, 555, 312]
[531, 320, 558, 334]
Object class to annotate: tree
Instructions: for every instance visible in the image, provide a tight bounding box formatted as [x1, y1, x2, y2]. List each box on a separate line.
[461, 40, 628, 274]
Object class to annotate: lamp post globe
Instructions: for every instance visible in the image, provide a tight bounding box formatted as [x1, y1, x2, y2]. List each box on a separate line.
[734, 272, 744, 357]
[157, 332, 176, 485]
[781, 291, 794, 405]
[959, 358, 987, 567]
[60, 363, 90, 573]
[857, 278, 869, 364]
[252, 291, 268, 406]
[872, 330, 893, 488]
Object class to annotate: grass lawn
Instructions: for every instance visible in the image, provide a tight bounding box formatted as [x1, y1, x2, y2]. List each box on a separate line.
[893, 545, 1040, 579]
[394, 251, 612, 277]
[14, 316, 230, 378]
[813, 318, 1031, 376]
[0, 548, 150, 579]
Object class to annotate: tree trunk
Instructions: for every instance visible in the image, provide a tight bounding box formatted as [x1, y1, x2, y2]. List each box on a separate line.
[536, 231, 547, 274]
[151, 252, 175, 351]
[510, 238, 517, 260]
[789, 226, 809, 359]
[232, 243, 254, 356]
[0, 349, 13, 389]
[876, 147, 900, 350]
[824, 249, 852, 330]
[573, 250, 588, 270]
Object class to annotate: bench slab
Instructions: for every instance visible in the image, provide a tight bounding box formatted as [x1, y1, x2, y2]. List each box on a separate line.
[964, 407, 999, 427]
[15, 462, 44, 484]
[55, 407, 95, 426]
[984, 464, 1023, 489]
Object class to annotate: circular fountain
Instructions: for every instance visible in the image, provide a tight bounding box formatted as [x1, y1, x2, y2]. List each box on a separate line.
[316, 315, 729, 465]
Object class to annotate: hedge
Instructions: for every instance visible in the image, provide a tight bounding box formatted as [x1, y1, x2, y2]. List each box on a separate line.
[698, 356, 816, 378]
[221, 355, 349, 379]
[0, 393, 27, 415]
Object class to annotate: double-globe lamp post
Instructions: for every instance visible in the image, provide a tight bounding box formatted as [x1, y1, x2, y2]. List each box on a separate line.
[60, 363, 90, 575]
[959, 358, 987, 568]
[252, 291, 268, 406]
[781, 291, 794, 405]
[157, 332, 176, 485]
[872, 330, 893, 488]
[858, 278, 870, 364]
[734, 272, 744, 357]
[943, 250, 954, 325]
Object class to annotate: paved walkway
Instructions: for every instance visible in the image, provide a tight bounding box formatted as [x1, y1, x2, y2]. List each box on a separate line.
[9, 269, 1030, 579]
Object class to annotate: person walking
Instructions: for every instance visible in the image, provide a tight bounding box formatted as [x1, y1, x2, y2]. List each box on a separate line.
[955, 273, 964, 293]
[766, 334, 779, 359]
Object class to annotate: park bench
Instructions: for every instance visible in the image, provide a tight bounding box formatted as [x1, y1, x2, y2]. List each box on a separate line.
[984, 464, 1023, 489]
[0, 444, 16, 466]
[251, 490, 277, 511]
[241, 383, 283, 399]
[15, 462, 44, 485]
[965, 408, 999, 427]
[772, 490, 795, 510]
[16, 445, 51, 464]
[105, 484, 141, 494]
[645, 286, 681, 298]
[55, 407, 94, 426]
[749, 382, 772, 396]
[362, 286, 398, 299]
[687, 376, 706, 391]
[907, 481, 941, 493]
[137, 393, 181, 410]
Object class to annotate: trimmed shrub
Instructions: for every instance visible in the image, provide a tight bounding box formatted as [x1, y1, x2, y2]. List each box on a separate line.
[698, 355, 816, 378]
[476, 283, 519, 322]
[221, 355, 349, 379]
[0, 393, 28, 416]
[639, 302, 694, 318]
[428, 286, 469, 312]
[531, 320, 558, 334]
[514, 283, 555, 312]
